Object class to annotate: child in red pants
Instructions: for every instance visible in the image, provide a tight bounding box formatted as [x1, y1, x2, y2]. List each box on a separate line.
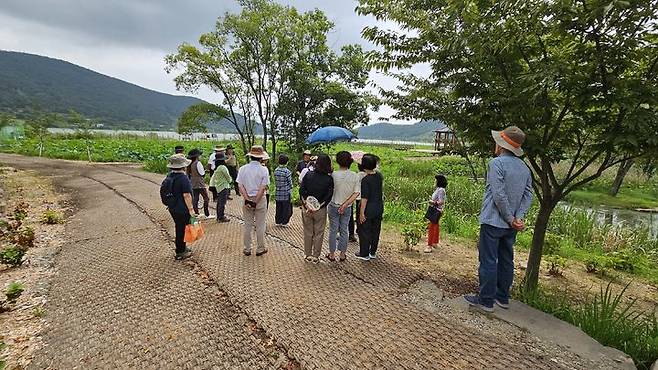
[425, 174, 447, 253]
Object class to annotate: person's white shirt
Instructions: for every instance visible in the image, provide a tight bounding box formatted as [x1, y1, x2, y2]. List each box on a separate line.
[196, 161, 205, 176]
[331, 169, 359, 205]
[236, 160, 270, 197]
[299, 165, 314, 183]
[208, 152, 217, 170]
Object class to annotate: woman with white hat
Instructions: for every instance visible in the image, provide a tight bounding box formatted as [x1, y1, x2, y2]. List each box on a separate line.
[161, 154, 196, 260]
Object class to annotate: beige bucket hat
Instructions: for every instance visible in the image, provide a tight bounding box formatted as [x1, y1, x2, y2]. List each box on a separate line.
[491, 126, 526, 156]
[167, 154, 192, 169]
[246, 145, 270, 159]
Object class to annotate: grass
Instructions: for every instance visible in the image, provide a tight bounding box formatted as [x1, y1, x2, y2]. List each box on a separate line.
[516, 283, 658, 369]
[5, 281, 24, 303]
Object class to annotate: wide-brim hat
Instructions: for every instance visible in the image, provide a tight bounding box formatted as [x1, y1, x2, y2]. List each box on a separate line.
[168, 154, 192, 169]
[246, 145, 269, 159]
[303, 150, 312, 156]
[214, 145, 225, 152]
[187, 148, 202, 158]
[492, 126, 525, 156]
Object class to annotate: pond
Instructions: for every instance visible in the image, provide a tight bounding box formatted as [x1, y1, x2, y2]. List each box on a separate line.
[561, 202, 658, 239]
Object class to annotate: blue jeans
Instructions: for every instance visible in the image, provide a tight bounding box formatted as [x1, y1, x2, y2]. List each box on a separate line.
[478, 224, 517, 306]
[328, 204, 350, 253]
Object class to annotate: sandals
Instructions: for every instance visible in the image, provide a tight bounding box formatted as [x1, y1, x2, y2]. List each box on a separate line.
[325, 253, 336, 262]
[339, 253, 347, 262]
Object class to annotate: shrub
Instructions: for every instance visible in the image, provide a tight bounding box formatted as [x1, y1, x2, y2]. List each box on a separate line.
[12, 226, 35, 249]
[41, 209, 64, 224]
[545, 255, 567, 276]
[5, 281, 24, 303]
[584, 255, 609, 274]
[607, 249, 639, 273]
[401, 222, 425, 251]
[0, 245, 24, 266]
[12, 202, 29, 222]
[542, 232, 562, 256]
[32, 306, 46, 318]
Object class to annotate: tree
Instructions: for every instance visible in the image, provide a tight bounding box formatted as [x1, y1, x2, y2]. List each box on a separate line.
[166, 0, 377, 160]
[177, 102, 229, 135]
[609, 158, 635, 196]
[25, 113, 54, 157]
[357, 0, 658, 290]
[68, 110, 94, 162]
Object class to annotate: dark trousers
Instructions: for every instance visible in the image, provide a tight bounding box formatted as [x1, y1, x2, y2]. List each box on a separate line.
[216, 188, 229, 220]
[478, 224, 517, 306]
[227, 166, 239, 195]
[349, 201, 360, 237]
[193, 188, 210, 216]
[358, 216, 382, 257]
[275, 200, 293, 225]
[169, 210, 190, 254]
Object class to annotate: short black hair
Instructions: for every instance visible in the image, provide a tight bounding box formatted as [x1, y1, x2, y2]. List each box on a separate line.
[361, 154, 377, 171]
[336, 151, 353, 168]
[314, 154, 332, 174]
[174, 145, 184, 153]
[435, 174, 448, 188]
[215, 159, 226, 167]
[278, 154, 289, 165]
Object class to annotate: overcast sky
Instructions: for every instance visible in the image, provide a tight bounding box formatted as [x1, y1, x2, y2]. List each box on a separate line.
[0, 0, 419, 125]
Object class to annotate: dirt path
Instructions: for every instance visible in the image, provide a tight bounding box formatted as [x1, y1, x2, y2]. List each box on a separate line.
[0, 154, 627, 369]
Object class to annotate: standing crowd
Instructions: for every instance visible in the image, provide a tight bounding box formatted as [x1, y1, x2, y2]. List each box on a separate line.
[162, 125, 532, 313]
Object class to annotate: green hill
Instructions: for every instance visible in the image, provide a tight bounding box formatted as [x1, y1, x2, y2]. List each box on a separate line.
[357, 120, 446, 142]
[0, 50, 252, 132]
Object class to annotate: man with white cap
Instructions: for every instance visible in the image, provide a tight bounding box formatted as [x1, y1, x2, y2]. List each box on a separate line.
[161, 154, 197, 260]
[296, 150, 312, 177]
[236, 145, 271, 256]
[465, 126, 533, 313]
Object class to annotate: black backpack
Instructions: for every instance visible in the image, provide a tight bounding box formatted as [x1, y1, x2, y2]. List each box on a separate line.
[160, 173, 179, 209]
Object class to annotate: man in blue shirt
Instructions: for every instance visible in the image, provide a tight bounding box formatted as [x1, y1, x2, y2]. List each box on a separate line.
[465, 126, 533, 312]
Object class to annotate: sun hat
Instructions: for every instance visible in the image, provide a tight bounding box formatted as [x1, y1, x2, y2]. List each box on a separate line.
[303, 150, 312, 155]
[491, 126, 526, 156]
[187, 148, 202, 158]
[168, 154, 191, 169]
[214, 145, 225, 152]
[246, 145, 269, 159]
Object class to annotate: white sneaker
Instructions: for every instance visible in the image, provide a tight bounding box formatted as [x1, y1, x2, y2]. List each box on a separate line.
[206, 214, 216, 219]
[369, 254, 377, 259]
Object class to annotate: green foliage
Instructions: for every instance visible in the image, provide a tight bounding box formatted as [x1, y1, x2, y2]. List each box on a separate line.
[584, 255, 610, 274]
[541, 233, 562, 256]
[177, 103, 228, 135]
[0, 50, 201, 130]
[12, 202, 28, 222]
[401, 221, 425, 251]
[358, 0, 658, 291]
[41, 209, 64, 225]
[0, 245, 24, 267]
[606, 249, 640, 273]
[5, 281, 24, 303]
[545, 255, 567, 276]
[517, 283, 658, 369]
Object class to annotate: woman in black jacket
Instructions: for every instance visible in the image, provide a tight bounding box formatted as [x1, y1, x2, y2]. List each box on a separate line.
[299, 154, 334, 263]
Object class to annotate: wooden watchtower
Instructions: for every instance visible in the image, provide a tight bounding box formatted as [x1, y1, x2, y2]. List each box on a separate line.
[434, 127, 457, 151]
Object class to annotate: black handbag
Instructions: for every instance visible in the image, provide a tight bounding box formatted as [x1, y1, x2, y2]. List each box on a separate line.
[424, 205, 442, 224]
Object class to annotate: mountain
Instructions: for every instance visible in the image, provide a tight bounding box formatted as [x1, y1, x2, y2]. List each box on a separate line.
[357, 120, 447, 142]
[0, 50, 251, 132]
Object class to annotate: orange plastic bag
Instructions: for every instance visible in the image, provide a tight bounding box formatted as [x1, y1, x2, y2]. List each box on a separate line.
[184, 222, 205, 244]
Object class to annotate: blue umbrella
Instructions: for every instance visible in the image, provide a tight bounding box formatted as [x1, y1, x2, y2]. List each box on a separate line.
[305, 126, 356, 145]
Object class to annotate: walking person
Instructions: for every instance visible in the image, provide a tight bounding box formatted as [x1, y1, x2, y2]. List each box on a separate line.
[424, 174, 447, 253]
[187, 149, 214, 219]
[355, 154, 384, 261]
[299, 154, 334, 263]
[161, 154, 196, 260]
[327, 151, 360, 262]
[465, 126, 533, 313]
[274, 154, 293, 227]
[226, 144, 240, 197]
[237, 145, 271, 256]
[209, 152, 232, 223]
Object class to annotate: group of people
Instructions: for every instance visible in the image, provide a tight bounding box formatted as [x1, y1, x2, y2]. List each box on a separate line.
[163, 125, 533, 314]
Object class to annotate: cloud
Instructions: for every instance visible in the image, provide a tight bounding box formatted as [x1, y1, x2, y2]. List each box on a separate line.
[0, 0, 420, 125]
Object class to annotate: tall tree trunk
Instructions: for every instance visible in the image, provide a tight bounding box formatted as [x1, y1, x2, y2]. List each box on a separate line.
[523, 201, 556, 291]
[609, 159, 634, 196]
